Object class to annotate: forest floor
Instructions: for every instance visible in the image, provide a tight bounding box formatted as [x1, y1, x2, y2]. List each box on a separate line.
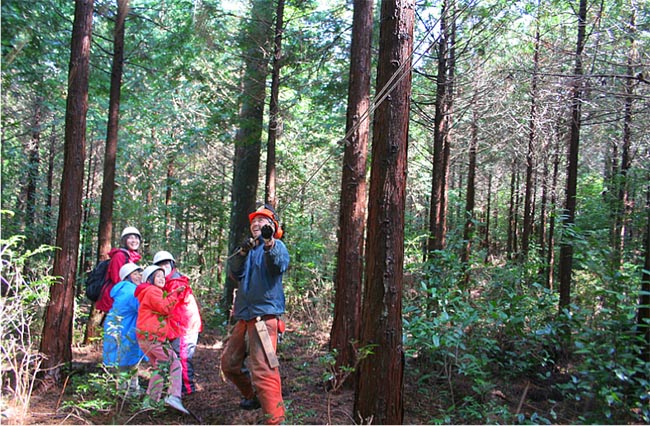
[14, 318, 588, 425]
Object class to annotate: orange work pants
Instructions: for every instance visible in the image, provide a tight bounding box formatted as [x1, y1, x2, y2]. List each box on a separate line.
[221, 317, 284, 424]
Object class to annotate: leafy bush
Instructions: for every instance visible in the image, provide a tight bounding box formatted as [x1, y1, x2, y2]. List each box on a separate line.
[554, 303, 650, 423]
[0, 230, 56, 420]
[63, 365, 151, 420]
[403, 245, 649, 424]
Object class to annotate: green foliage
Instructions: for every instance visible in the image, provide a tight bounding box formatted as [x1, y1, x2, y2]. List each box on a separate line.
[282, 398, 318, 425]
[319, 343, 377, 388]
[554, 302, 650, 424]
[64, 365, 150, 418]
[0, 226, 57, 419]
[404, 246, 648, 423]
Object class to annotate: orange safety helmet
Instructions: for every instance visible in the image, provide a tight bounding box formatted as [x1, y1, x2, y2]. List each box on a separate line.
[248, 205, 283, 239]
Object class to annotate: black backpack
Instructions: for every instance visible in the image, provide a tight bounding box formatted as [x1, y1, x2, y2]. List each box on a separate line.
[85, 259, 111, 302]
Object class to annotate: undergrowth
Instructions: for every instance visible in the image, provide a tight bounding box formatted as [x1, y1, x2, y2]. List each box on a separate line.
[402, 249, 650, 424]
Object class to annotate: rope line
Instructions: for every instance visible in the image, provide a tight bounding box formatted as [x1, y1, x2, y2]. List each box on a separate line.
[281, 15, 438, 213]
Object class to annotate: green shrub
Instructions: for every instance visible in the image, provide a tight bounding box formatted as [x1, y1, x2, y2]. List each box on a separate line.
[0, 230, 56, 420]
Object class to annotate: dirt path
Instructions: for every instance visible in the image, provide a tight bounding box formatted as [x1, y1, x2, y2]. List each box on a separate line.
[20, 321, 357, 425]
[15, 319, 568, 425]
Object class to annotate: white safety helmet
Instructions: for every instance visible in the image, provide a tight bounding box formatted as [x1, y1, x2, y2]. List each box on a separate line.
[153, 250, 175, 265]
[142, 265, 164, 283]
[119, 263, 142, 281]
[120, 226, 142, 240]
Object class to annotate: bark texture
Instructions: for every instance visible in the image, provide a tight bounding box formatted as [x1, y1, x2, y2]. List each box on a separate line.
[354, 0, 414, 423]
[330, 0, 373, 389]
[558, 0, 587, 311]
[40, 0, 94, 380]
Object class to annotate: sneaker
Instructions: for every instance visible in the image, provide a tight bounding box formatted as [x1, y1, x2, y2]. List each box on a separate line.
[239, 396, 261, 410]
[127, 385, 144, 398]
[164, 395, 189, 415]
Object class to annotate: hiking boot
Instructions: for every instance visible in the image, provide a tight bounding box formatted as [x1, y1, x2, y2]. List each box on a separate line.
[126, 376, 143, 397]
[164, 395, 189, 415]
[239, 396, 261, 410]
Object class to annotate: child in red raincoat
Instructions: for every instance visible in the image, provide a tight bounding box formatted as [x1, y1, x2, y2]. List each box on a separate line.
[153, 250, 203, 395]
[135, 265, 189, 414]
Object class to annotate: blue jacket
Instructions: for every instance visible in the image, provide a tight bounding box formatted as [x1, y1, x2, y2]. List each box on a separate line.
[103, 279, 146, 367]
[231, 236, 290, 321]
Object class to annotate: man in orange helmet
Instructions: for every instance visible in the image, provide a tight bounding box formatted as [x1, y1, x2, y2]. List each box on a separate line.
[221, 204, 289, 425]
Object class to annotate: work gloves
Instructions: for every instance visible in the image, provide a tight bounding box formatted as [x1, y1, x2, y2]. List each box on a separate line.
[239, 224, 274, 256]
[239, 237, 256, 255]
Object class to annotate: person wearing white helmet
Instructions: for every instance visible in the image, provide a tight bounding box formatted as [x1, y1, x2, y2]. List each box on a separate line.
[153, 250, 203, 396]
[96, 226, 143, 313]
[103, 263, 145, 396]
[134, 265, 189, 414]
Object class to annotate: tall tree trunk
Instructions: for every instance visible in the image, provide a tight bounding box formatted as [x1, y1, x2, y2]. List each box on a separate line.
[354, 0, 413, 423]
[26, 97, 42, 249]
[443, 1, 456, 246]
[612, 9, 637, 269]
[484, 172, 492, 263]
[461, 77, 479, 284]
[39, 0, 93, 384]
[330, 0, 373, 389]
[538, 152, 549, 260]
[639, 174, 650, 366]
[558, 0, 587, 312]
[164, 156, 175, 239]
[427, 0, 454, 255]
[45, 124, 57, 245]
[86, 0, 129, 343]
[98, 0, 129, 259]
[513, 171, 520, 256]
[546, 137, 561, 290]
[264, 0, 284, 209]
[222, 0, 273, 313]
[507, 163, 517, 259]
[79, 136, 97, 297]
[521, 20, 541, 258]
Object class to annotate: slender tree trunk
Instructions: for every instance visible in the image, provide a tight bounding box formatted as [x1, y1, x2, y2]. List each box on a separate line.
[330, 0, 373, 389]
[613, 9, 637, 269]
[443, 1, 456, 244]
[507, 163, 517, 259]
[546, 138, 561, 290]
[45, 124, 57, 245]
[427, 0, 454, 254]
[264, 0, 284, 209]
[79, 136, 96, 297]
[639, 174, 650, 366]
[86, 0, 129, 342]
[354, 0, 413, 423]
[461, 79, 479, 284]
[98, 0, 129, 259]
[484, 173, 492, 263]
[223, 0, 273, 313]
[39, 0, 93, 385]
[538, 152, 549, 260]
[558, 0, 587, 312]
[26, 97, 42, 249]
[164, 157, 175, 239]
[521, 20, 541, 259]
[513, 171, 520, 256]
[455, 165, 463, 228]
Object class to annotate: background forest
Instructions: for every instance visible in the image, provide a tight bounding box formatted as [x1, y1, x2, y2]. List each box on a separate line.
[2, 0, 650, 424]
